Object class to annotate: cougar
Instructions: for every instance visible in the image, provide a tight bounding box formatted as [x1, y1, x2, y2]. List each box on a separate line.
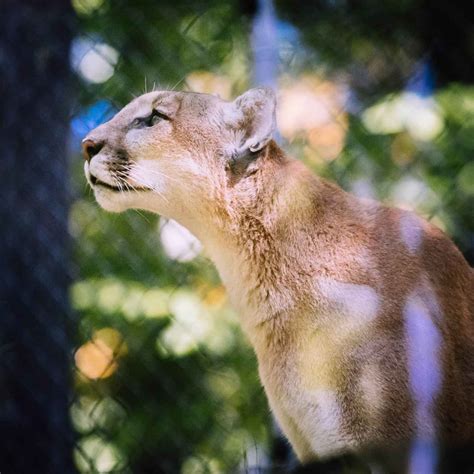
[83, 87, 474, 472]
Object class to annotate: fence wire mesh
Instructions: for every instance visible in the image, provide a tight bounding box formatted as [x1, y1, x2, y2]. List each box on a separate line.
[2, 0, 473, 473]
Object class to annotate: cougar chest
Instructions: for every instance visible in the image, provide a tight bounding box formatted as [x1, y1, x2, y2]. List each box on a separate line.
[251, 280, 383, 458]
[255, 322, 357, 459]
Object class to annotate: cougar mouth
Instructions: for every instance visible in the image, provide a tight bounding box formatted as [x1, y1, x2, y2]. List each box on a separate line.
[90, 174, 150, 192]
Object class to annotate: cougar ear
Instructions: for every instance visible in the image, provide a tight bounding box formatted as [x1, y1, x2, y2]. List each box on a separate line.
[226, 87, 276, 157]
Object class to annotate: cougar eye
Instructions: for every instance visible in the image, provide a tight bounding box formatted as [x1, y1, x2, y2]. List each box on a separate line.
[132, 110, 168, 128]
[149, 112, 162, 126]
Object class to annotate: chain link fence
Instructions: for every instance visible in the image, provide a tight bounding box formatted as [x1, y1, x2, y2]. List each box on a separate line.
[2, 0, 473, 473]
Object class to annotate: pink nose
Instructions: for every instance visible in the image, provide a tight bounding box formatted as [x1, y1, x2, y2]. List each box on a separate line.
[82, 138, 104, 162]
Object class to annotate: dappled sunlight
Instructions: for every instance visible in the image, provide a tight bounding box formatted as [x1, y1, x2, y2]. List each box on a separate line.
[72, 0, 105, 15]
[362, 92, 445, 141]
[306, 389, 347, 455]
[318, 277, 380, 324]
[71, 396, 127, 435]
[349, 178, 376, 200]
[390, 132, 417, 166]
[278, 74, 348, 162]
[181, 455, 222, 474]
[141, 288, 172, 318]
[202, 285, 227, 308]
[159, 218, 202, 262]
[74, 328, 127, 380]
[71, 278, 171, 320]
[299, 279, 380, 402]
[71, 37, 119, 84]
[159, 327, 197, 357]
[186, 71, 233, 99]
[404, 294, 442, 420]
[404, 292, 442, 474]
[359, 363, 385, 422]
[97, 281, 124, 314]
[71, 278, 237, 359]
[399, 212, 424, 254]
[159, 289, 237, 357]
[75, 339, 117, 380]
[390, 175, 441, 214]
[206, 368, 241, 399]
[74, 434, 125, 473]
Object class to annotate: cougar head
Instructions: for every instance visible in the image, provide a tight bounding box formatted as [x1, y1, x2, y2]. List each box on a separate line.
[83, 87, 276, 228]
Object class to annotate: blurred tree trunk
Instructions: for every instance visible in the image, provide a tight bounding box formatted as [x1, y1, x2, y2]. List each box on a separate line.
[0, 1, 76, 472]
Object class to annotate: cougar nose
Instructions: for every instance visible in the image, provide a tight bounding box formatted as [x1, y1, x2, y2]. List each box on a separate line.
[82, 138, 104, 162]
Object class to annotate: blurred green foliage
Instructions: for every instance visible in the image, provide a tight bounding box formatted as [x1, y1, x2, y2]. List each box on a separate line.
[74, 0, 249, 106]
[323, 85, 474, 257]
[275, 0, 474, 95]
[70, 197, 271, 473]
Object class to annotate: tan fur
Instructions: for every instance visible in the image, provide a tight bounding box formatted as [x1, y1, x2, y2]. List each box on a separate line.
[83, 89, 474, 465]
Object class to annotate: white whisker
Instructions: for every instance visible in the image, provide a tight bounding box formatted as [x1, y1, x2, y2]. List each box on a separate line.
[117, 170, 170, 203]
[115, 172, 143, 197]
[111, 164, 173, 204]
[170, 76, 186, 92]
[131, 164, 180, 183]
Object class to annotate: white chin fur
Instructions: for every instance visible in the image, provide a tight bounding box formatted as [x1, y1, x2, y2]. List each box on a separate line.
[94, 187, 130, 213]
